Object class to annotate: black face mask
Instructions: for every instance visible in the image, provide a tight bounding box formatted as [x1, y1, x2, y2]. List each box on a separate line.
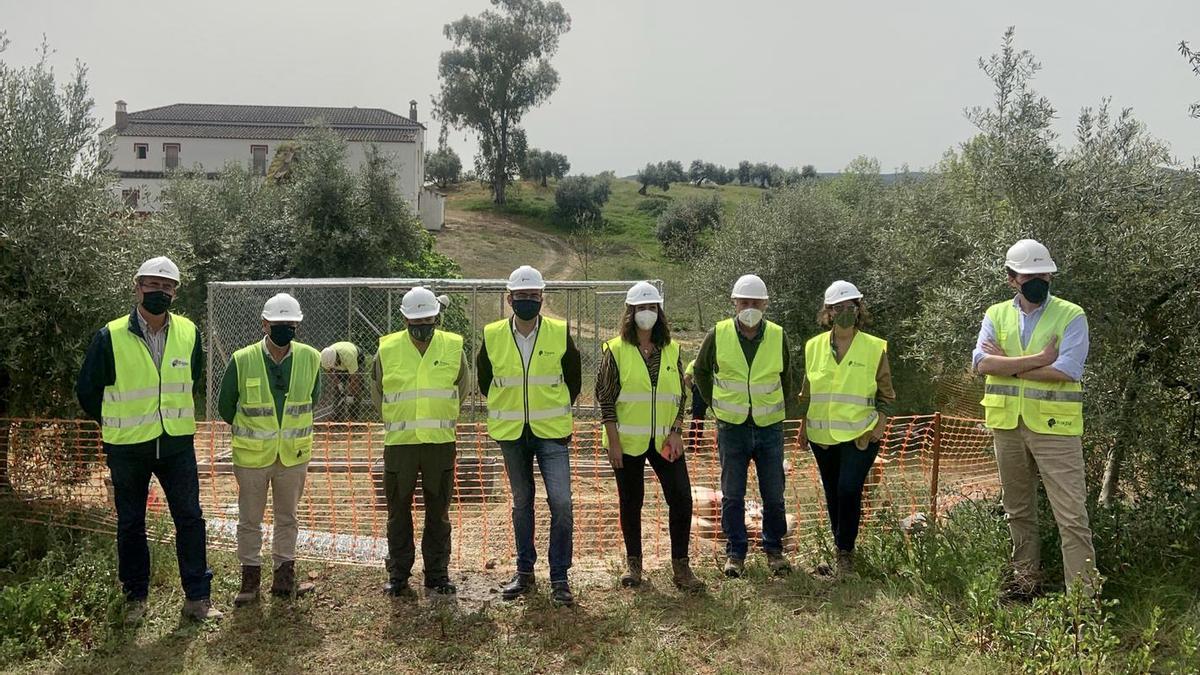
[409, 323, 435, 343]
[1020, 278, 1050, 305]
[512, 299, 542, 321]
[141, 290, 172, 316]
[269, 324, 296, 347]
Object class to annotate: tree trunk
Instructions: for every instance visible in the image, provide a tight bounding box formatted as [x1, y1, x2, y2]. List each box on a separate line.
[1100, 381, 1139, 506]
[541, 177, 548, 188]
[638, 184, 647, 196]
[494, 120, 508, 205]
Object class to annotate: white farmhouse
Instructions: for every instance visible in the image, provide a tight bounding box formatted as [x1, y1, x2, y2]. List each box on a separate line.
[104, 100, 445, 230]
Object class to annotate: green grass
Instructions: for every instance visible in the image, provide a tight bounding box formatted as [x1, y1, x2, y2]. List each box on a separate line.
[4, 500, 1198, 674]
[445, 178, 765, 334]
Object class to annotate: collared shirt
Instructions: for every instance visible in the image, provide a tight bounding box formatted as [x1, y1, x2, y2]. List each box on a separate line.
[692, 320, 799, 423]
[971, 295, 1089, 381]
[511, 316, 539, 369]
[217, 339, 322, 426]
[134, 308, 171, 369]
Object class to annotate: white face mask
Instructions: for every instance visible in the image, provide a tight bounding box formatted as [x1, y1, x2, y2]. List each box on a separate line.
[634, 309, 658, 330]
[737, 307, 763, 327]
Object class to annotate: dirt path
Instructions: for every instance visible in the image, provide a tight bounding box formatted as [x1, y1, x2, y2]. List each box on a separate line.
[434, 209, 579, 281]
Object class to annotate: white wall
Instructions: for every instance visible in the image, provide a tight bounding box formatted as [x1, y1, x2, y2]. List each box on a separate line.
[418, 188, 446, 231]
[110, 131, 430, 226]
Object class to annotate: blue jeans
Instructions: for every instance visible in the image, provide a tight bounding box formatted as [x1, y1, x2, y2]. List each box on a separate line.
[811, 440, 879, 553]
[105, 446, 212, 601]
[499, 431, 574, 582]
[717, 420, 787, 559]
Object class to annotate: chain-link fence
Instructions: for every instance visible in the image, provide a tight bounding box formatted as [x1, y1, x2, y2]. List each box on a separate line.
[205, 278, 661, 422]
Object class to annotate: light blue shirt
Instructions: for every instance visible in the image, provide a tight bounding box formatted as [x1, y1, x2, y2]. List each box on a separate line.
[971, 295, 1089, 381]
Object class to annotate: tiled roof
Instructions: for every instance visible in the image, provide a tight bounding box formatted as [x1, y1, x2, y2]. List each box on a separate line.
[107, 103, 422, 142]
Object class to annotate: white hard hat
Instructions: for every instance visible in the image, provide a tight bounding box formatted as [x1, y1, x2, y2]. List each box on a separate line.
[730, 274, 768, 300]
[507, 265, 546, 291]
[1005, 239, 1057, 274]
[625, 281, 663, 305]
[320, 346, 338, 369]
[262, 293, 303, 322]
[436, 294, 451, 308]
[824, 280, 863, 305]
[135, 256, 181, 284]
[401, 286, 440, 320]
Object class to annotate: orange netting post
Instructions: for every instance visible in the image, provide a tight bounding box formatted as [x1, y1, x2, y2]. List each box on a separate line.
[928, 412, 943, 522]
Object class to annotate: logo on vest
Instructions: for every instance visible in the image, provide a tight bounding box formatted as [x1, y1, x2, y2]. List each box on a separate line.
[171, 358, 190, 368]
[1047, 418, 1056, 428]
[847, 360, 867, 368]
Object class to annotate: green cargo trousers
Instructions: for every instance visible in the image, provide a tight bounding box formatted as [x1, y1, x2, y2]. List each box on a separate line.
[384, 442, 456, 584]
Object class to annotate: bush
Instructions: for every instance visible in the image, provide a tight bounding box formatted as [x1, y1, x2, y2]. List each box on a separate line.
[655, 194, 721, 262]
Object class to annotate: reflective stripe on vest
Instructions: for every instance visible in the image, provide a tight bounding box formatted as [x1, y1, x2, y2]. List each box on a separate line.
[101, 313, 198, 445]
[803, 330, 886, 446]
[602, 338, 682, 455]
[229, 341, 320, 468]
[980, 297, 1085, 436]
[711, 319, 786, 426]
[378, 329, 463, 445]
[483, 317, 573, 441]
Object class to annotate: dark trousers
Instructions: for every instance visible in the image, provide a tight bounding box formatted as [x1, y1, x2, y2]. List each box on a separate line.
[612, 442, 694, 560]
[105, 447, 212, 601]
[811, 440, 879, 553]
[717, 420, 788, 559]
[384, 442, 456, 584]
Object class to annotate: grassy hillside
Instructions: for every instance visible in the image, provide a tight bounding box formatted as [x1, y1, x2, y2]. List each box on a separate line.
[439, 178, 765, 333]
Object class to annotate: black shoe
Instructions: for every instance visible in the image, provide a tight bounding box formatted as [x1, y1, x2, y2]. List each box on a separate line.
[500, 573, 536, 601]
[425, 578, 457, 596]
[550, 581, 575, 607]
[383, 578, 415, 598]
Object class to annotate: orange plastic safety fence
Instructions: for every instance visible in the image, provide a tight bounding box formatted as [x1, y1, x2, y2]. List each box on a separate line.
[0, 415, 1000, 568]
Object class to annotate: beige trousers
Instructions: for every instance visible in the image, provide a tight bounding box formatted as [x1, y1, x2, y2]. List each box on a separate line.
[234, 459, 309, 569]
[993, 421, 1097, 591]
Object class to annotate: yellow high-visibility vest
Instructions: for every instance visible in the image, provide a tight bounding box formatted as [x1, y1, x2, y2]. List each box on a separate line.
[101, 314, 197, 445]
[981, 297, 1085, 436]
[711, 318, 786, 426]
[602, 338, 682, 455]
[378, 329, 463, 445]
[484, 317, 573, 441]
[230, 341, 320, 468]
[803, 330, 886, 445]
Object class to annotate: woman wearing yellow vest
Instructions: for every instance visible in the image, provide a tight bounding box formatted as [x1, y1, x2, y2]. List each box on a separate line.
[973, 239, 1095, 599]
[477, 265, 582, 607]
[76, 256, 220, 624]
[217, 293, 321, 606]
[798, 281, 895, 576]
[596, 282, 705, 593]
[371, 287, 468, 598]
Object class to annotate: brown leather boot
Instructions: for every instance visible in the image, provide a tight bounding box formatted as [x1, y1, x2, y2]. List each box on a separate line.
[234, 565, 261, 607]
[270, 560, 315, 599]
[672, 558, 706, 594]
[620, 555, 643, 588]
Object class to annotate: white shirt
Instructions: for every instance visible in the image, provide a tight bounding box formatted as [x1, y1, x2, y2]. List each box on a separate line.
[511, 316, 540, 369]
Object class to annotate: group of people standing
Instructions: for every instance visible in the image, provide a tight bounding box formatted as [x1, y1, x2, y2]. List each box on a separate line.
[75, 236, 1095, 623]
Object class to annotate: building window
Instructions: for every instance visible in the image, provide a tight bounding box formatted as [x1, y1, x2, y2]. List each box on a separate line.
[163, 143, 180, 170]
[134, 143, 148, 160]
[121, 189, 140, 209]
[250, 145, 268, 176]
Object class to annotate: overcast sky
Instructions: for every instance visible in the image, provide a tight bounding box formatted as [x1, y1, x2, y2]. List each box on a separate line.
[3, 0, 1198, 175]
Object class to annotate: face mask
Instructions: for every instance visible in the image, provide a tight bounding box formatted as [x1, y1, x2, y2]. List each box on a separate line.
[269, 324, 296, 347]
[141, 290, 172, 316]
[634, 309, 658, 330]
[833, 307, 858, 328]
[737, 307, 763, 327]
[409, 323, 435, 343]
[512, 299, 542, 321]
[1020, 278, 1050, 304]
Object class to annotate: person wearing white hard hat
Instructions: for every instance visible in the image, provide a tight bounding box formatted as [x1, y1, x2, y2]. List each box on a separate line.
[76, 256, 222, 623]
[477, 265, 582, 606]
[692, 273, 798, 578]
[595, 282, 705, 593]
[319, 341, 368, 420]
[217, 292, 321, 606]
[796, 281, 895, 576]
[973, 239, 1095, 599]
[369, 286, 468, 598]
